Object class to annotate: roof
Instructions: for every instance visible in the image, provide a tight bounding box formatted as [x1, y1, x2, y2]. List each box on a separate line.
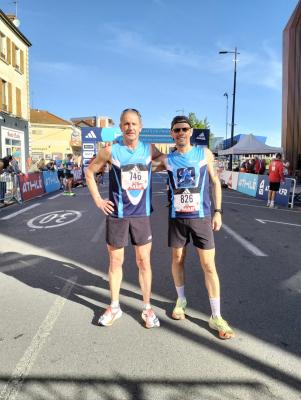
[30, 109, 72, 126]
[0, 10, 31, 46]
[218, 134, 282, 155]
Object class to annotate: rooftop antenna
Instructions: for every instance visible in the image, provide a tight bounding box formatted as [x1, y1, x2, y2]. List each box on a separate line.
[12, 0, 21, 27]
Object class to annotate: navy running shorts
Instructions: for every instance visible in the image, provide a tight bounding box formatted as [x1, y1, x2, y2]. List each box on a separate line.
[168, 217, 215, 250]
[106, 216, 152, 247]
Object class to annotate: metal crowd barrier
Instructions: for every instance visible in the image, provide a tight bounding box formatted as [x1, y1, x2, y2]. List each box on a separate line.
[0, 172, 22, 205]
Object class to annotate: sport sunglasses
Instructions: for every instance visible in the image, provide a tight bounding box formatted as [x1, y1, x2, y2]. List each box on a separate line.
[172, 127, 191, 133]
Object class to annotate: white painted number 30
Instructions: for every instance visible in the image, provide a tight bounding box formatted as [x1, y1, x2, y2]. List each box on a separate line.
[27, 210, 82, 229]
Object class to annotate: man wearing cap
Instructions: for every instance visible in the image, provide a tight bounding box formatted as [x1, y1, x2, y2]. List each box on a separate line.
[86, 108, 161, 329]
[153, 115, 235, 339]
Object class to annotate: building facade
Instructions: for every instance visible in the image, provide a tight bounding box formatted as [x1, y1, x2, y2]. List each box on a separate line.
[282, 0, 301, 175]
[0, 10, 31, 172]
[30, 109, 81, 162]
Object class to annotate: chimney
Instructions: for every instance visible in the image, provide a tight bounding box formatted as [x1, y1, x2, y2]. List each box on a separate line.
[6, 14, 21, 27]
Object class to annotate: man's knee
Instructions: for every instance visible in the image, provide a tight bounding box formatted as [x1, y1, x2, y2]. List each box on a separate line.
[201, 260, 217, 275]
[136, 254, 151, 271]
[109, 252, 124, 271]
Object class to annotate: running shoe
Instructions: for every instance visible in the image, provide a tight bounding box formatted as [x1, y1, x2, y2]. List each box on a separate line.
[209, 316, 235, 339]
[69, 192, 75, 196]
[141, 308, 160, 329]
[98, 306, 122, 326]
[172, 297, 187, 320]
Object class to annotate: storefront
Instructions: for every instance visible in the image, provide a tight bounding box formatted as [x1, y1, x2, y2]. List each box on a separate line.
[0, 113, 29, 172]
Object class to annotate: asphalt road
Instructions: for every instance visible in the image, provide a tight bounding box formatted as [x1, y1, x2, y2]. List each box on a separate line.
[0, 172, 300, 400]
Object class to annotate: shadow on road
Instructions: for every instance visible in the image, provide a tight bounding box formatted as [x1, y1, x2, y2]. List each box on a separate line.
[1, 251, 301, 395]
[0, 374, 285, 400]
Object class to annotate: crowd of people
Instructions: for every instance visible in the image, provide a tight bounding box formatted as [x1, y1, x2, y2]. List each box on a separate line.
[238, 156, 290, 177]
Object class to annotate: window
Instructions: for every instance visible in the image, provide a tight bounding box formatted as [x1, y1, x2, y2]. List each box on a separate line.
[0, 32, 6, 60]
[0, 79, 8, 111]
[15, 46, 20, 70]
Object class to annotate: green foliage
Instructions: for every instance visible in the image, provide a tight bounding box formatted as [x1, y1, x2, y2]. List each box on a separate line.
[188, 112, 210, 129]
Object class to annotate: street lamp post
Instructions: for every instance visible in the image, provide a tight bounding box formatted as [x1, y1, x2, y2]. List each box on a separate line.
[223, 92, 229, 143]
[219, 47, 239, 170]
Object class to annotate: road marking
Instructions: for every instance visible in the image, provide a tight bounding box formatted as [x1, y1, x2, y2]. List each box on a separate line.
[27, 210, 82, 229]
[223, 200, 301, 213]
[0, 204, 41, 220]
[0, 275, 77, 400]
[222, 223, 267, 256]
[256, 218, 301, 227]
[91, 219, 106, 243]
[48, 193, 62, 199]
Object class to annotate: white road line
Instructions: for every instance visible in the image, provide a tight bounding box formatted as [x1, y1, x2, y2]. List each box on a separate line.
[48, 193, 62, 199]
[0, 276, 77, 400]
[255, 218, 301, 227]
[222, 223, 267, 257]
[223, 200, 301, 213]
[91, 219, 106, 243]
[0, 204, 41, 220]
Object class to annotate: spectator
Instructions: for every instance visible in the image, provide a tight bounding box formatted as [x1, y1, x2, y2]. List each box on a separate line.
[267, 153, 284, 208]
[283, 159, 290, 177]
[46, 160, 55, 171]
[254, 157, 266, 175]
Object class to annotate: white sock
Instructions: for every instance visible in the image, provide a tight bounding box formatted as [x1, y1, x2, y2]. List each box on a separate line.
[143, 303, 151, 310]
[267, 200, 270, 205]
[176, 285, 185, 299]
[209, 297, 221, 318]
[270, 200, 274, 206]
[111, 300, 119, 309]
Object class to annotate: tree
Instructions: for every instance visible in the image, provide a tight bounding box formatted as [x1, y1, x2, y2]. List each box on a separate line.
[188, 112, 210, 129]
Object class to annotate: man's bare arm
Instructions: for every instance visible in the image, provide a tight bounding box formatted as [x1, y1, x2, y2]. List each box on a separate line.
[86, 147, 115, 215]
[205, 148, 222, 231]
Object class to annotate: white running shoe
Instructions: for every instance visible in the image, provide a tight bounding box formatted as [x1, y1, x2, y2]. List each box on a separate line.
[98, 306, 122, 326]
[141, 308, 160, 329]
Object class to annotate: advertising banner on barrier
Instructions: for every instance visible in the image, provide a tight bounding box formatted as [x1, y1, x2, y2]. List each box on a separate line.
[231, 172, 239, 190]
[18, 172, 45, 201]
[217, 170, 239, 190]
[237, 173, 258, 197]
[42, 171, 60, 193]
[256, 176, 291, 207]
[72, 168, 83, 183]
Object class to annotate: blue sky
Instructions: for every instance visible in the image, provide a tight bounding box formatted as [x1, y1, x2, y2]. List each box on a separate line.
[1, 0, 299, 145]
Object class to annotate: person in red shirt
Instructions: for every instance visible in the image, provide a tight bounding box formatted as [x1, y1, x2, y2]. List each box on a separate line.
[267, 153, 284, 208]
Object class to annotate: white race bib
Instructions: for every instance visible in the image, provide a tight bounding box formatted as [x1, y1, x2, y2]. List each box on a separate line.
[174, 190, 200, 212]
[121, 164, 149, 190]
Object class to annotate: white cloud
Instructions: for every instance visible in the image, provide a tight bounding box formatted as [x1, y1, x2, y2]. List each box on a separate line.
[102, 26, 204, 69]
[31, 61, 79, 74]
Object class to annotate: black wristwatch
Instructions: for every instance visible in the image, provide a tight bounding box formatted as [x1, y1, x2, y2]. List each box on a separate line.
[214, 208, 223, 214]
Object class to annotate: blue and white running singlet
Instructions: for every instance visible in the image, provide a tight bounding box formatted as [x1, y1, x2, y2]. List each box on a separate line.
[167, 146, 211, 219]
[109, 141, 152, 218]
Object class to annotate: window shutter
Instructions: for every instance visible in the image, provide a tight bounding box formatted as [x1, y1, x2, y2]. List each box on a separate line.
[20, 49, 24, 73]
[0, 80, 2, 111]
[8, 82, 12, 113]
[16, 87, 21, 117]
[6, 37, 11, 64]
[12, 42, 16, 67]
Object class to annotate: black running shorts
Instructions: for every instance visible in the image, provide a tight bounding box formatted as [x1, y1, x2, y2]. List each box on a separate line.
[168, 217, 215, 250]
[269, 181, 280, 191]
[106, 216, 152, 247]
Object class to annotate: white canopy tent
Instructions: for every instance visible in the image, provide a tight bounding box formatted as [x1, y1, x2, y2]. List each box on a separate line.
[218, 134, 282, 156]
